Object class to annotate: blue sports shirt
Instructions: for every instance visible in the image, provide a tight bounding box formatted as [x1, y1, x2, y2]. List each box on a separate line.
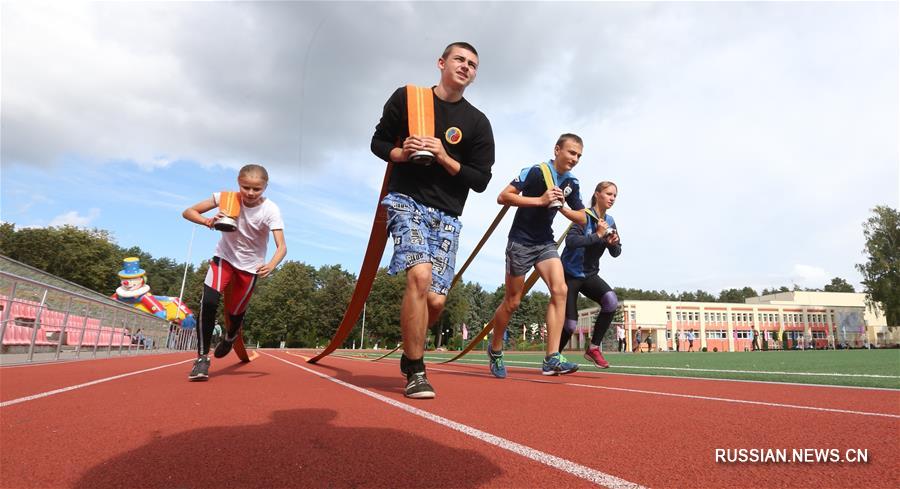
[507, 161, 584, 245]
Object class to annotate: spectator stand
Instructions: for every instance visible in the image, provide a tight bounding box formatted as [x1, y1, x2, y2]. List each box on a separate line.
[1, 256, 189, 364]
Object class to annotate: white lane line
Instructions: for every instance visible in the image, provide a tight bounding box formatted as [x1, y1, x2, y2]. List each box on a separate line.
[325, 353, 900, 391]
[413, 365, 900, 419]
[437, 358, 900, 379]
[0, 359, 194, 408]
[266, 352, 646, 489]
[330, 355, 899, 419]
[566, 382, 900, 419]
[285, 352, 900, 417]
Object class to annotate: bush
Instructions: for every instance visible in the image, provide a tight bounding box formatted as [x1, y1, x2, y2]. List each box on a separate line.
[713, 347, 718, 352]
[701, 347, 708, 352]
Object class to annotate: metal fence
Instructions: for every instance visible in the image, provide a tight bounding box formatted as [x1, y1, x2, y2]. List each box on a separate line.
[0, 256, 196, 364]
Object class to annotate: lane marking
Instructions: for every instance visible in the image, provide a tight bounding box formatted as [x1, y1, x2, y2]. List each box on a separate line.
[565, 382, 900, 419]
[417, 365, 900, 419]
[312, 354, 900, 419]
[266, 352, 646, 489]
[324, 352, 900, 391]
[0, 359, 194, 408]
[439, 357, 900, 379]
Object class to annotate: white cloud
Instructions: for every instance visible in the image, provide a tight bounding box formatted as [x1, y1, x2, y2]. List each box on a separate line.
[2, 2, 896, 293]
[791, 264, 829, 289]
[48, 208, 101, 227]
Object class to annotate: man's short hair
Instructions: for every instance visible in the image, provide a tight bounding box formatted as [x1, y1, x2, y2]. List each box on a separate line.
[442, 42, 478, 59]
[555, 133, 583, 148]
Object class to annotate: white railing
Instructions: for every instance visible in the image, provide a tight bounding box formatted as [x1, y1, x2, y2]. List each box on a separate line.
[0, 263, 196, 364]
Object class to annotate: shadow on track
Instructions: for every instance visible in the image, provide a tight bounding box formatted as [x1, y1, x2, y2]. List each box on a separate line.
[74, 408, 503, 489]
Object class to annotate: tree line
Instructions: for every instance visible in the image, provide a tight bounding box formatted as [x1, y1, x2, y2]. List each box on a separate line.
[1, 205, 896, 347]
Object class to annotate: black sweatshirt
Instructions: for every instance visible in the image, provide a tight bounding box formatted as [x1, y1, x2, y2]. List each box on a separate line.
[371, 86, 495, 217]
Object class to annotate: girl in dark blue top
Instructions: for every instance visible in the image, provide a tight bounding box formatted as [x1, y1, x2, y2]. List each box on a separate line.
[559, 181, 621, 368]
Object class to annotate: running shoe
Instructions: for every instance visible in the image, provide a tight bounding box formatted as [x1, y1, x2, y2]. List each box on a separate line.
[488, 349, 507, 378]
[213, 332, 237, 358]
[405, 371, 435, 399]
[542, 352, 579, 376]
[188, 356, 210, 381]
[584, 346, 610, 369]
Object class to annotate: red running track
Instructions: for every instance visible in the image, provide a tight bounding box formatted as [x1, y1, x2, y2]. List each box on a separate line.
[1, 350, 898, 488]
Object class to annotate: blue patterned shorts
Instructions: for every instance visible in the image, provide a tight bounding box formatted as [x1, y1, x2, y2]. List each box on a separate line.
[381, 192, 462, 296]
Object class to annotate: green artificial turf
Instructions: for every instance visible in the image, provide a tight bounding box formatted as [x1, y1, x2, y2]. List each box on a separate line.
[399, 348, 900, 389]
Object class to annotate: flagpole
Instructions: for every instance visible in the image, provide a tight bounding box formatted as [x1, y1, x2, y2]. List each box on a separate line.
[176, 226, 197, 320]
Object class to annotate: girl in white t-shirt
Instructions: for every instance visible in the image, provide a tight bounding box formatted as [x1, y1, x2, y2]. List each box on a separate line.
[182, 164, 287, 381]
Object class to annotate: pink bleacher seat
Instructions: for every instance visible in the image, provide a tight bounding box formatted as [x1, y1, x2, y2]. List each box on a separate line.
[11, 303, 37, 320]
[2, 325, 24, 345]
[1, 324, 52, 346]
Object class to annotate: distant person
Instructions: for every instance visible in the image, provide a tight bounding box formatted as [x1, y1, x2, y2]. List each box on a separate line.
[687, 329, 695, 352]
[212, 321, 223, 343]
[487, 133, 587, 378]
[634, 328, 642, 353]
[371, 42, 495, 399]
[167, 323, 177, 349]
[558, 181, 621, 369]
[182, 164, 287, 381]
[752, 329, 760, 351]
[645, 331, 653, 352]
[616, 323, 626, 352]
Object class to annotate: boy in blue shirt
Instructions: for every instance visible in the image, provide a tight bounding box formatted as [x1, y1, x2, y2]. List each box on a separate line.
[487, 133, 586, 377]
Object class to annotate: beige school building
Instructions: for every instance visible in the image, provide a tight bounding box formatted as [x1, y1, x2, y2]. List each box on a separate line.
[574, 291, 895, 352]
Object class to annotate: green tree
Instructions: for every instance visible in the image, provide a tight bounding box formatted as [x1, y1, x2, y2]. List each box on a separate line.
[717, 287, 758, 303]
[513, 291, 549, 340]
[364, 268, 406, 348]
[615, 287, 675, 301]
[312, 264, 355, 347]
[677, 290, 717, 302]
[0, 225, 122, 293]
[856, 205, 900, 325]
[436, 283, 470, 348]
[760, 286, 790, 296]
[823, 277, 855, 293]
[246, 261, 317, 346]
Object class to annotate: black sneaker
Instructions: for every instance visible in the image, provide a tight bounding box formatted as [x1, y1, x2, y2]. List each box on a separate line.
[214, 332, 237, 358]
[404, 371, 435, 399]
[188, 356, 210, 381]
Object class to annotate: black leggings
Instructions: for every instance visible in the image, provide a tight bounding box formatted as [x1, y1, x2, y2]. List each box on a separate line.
[561, 274, 615, 351]
[197, 285, 247, 356]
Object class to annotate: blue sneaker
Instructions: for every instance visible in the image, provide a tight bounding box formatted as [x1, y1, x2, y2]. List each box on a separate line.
[542, 352, 579, 376]
[488, 349, 507, 378]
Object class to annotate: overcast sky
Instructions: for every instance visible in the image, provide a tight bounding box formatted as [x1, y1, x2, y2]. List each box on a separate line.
[2, 1, 898, 296]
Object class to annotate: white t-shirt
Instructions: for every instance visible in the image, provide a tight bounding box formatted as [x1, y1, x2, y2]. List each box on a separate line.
[213, 192, 284, 273]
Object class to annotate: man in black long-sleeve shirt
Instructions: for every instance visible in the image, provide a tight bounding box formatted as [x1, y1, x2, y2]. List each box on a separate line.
[371, 42, 495, 399]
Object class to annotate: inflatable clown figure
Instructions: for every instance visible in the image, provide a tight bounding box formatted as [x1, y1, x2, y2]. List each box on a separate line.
[111, 257, 197, 329]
